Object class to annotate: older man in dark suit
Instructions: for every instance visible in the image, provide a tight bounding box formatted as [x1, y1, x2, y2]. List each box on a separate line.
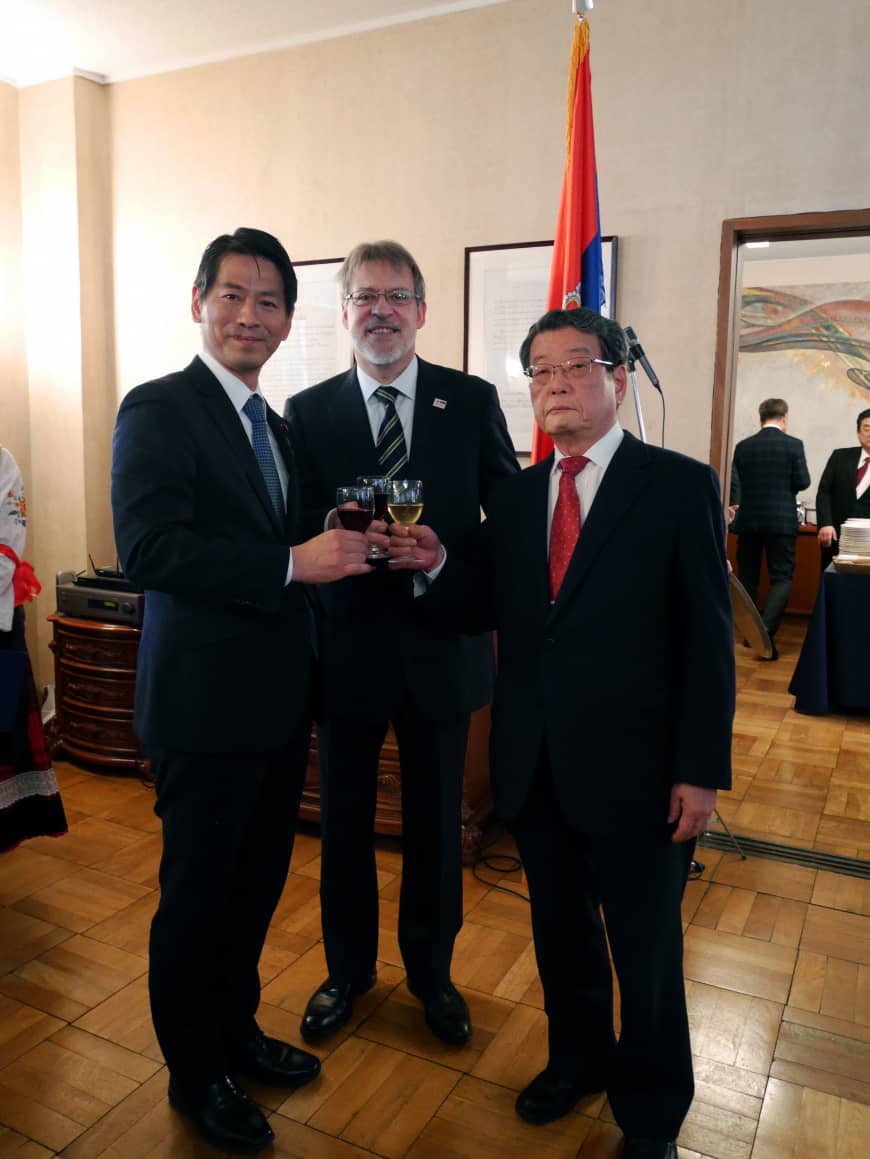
[729, 398, 810, 658]
[816, 408, 870, 569]
[388, 308, 735, 1159]
[112, 228, 370, 1156]
[284, 240, 518, 1047]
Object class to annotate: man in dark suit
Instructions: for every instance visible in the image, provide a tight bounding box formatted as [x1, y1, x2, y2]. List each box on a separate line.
[111, 228, 371, 1156]
[816, 408, 870, 568]
[284, 240, 518, 1046]
[389, 308, 735, 1159]
[729, 398, 810, 658]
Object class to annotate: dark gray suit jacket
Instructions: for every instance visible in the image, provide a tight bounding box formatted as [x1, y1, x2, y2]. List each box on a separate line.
[730, 426, 810, 535]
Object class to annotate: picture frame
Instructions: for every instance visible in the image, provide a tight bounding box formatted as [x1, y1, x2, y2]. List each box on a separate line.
[259, 257, 351, 414]
[463, 237, 617, 452]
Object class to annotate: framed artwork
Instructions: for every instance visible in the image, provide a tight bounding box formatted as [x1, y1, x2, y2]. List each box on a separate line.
[259, 258, 351, 414]
[463, 238, 617, 452]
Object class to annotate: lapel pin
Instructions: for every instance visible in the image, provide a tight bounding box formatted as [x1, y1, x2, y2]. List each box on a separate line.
[433, 397, 447, 410]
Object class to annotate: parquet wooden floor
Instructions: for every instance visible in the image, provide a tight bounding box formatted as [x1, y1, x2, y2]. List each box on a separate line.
[1, 624, 869, 1157]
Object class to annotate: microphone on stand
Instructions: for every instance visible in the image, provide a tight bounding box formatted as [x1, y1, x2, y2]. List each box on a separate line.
[624, 326, 662, 393]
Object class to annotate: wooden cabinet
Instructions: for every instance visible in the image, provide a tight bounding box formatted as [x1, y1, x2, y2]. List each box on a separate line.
[48, 613, 145, 771]
[48, 614, 494, 859]
[727, 524, 821, 617]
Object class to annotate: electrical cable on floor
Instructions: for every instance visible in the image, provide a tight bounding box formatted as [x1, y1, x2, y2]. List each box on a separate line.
[471, 825, 529, 903]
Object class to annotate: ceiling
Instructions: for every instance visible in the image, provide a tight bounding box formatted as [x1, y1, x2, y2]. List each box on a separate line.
[1, 0, 510, 88]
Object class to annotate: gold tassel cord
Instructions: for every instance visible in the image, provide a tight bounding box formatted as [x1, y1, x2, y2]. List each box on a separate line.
[565, 16, 589, 153]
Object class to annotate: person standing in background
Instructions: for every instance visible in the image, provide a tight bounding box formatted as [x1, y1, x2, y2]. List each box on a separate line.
[0, 445, 67, 853]
[284, 240, 519, 1048]
[816, 408, 870, 569]
[729, 398, 810, 660]
[112, 228, 371, 1156]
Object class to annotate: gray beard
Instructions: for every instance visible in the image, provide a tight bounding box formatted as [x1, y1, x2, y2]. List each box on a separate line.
[357, 333, 415, 367]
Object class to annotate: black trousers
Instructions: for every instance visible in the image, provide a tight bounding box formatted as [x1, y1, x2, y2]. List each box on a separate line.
[736, 532, 796, 636]
[316, 701, 469, 988]
[510, 759, 695, 1141]
[147, 726, 309, 1090]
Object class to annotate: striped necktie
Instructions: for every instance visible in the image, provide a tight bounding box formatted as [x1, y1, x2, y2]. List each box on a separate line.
[549, 456, 589, 601]
[375, 386, 409, 478]
[242, 393, 284, 517]
[857, 455, 870, 490]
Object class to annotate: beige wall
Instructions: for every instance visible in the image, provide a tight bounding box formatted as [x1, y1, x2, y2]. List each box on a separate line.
[7, 0, 870, 684]
[107, 0, 870, 456]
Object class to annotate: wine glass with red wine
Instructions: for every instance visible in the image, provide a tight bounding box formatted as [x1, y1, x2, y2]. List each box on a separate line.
[357, 475, 390, 560]
[335, 484, 374, 534]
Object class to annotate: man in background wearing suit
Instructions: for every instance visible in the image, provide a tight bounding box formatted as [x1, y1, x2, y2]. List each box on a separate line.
[389, 308, 735, 1159]
[112, 228, 371, 1156]
[729, 398, 810, 659]
[284, 240, 519, 1046]
[816, 408, 870, 569]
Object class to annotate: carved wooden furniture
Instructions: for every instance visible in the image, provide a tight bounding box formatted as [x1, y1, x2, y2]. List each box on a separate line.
[48, 613, 144, 771]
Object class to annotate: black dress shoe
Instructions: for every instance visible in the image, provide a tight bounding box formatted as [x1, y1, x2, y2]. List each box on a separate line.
[759, 640, 779, 661]
[168, 1074, 274, 1155]
[622, 1138, 677, 1159]
[232, 1030, 321, 1088]
[515, 1067, 605, 1125]
[301, 972, 376, 1041]
[407, 980, 472, 1044]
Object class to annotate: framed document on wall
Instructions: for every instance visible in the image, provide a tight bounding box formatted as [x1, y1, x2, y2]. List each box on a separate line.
[259, 258, 351, 414]
[463, 238, 618, 452]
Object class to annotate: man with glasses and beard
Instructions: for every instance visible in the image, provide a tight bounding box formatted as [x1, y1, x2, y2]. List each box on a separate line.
[284, 240, 518, 1048]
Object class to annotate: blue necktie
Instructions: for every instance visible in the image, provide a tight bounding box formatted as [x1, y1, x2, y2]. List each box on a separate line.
[375, 386, 409, 478]
[242, 393, 284, 517]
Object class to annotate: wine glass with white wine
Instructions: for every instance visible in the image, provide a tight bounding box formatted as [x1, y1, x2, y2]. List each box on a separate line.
[387, 478, 423, 527]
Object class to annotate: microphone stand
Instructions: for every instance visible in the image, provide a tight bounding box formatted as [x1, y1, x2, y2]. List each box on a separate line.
[625, 352, 648, 444]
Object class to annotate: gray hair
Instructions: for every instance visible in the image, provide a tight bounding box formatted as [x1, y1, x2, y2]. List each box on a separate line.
[339, 240, 426, 301]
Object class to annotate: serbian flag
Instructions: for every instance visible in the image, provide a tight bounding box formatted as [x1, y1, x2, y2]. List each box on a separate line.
[530, 13, 605, 464]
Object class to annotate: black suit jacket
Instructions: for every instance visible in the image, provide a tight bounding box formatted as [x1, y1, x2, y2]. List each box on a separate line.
[111, 356, 312, 753]
[729, 426, 810, 535]
[816, 446, 870, 534]
[283, 358, 519, 720]
[422, 433, 735, 832]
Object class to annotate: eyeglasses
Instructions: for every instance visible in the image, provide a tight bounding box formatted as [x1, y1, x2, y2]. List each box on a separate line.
[524, 357, 614, 384]
[344, 289, 421, 308]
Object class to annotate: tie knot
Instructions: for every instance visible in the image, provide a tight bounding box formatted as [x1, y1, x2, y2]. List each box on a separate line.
[242, 393, 266, 423]
[559, 456, 588, 478]
[375, 386, 400, 406]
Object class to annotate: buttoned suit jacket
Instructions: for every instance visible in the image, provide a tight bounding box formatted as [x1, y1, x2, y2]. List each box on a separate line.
[283, 357, 519, 721]
[729, 427, 810, 535]
[816, 446, 870, 536]
[112, 356, 312, 753]
[422, 432, 735, 832]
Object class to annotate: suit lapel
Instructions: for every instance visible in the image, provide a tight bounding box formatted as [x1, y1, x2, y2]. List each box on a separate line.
[328, 368, 380, 469]
[520, 458, 554, 600]
[190, 357, 286, 537]
[549, 432, 651, 615]
[407, 359, 446, 479]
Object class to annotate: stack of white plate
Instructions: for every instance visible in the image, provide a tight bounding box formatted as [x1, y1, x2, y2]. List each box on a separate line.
[836, 518, 870, 563]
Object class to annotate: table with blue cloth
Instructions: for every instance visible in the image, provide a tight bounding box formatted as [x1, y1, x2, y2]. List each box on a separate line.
[789, 565, 870, 714]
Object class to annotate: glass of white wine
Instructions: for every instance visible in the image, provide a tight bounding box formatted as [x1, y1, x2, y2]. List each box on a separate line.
[387, 478, 423, 526]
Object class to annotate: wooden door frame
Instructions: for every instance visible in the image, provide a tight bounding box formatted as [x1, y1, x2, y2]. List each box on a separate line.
[709, 208, 870, 478]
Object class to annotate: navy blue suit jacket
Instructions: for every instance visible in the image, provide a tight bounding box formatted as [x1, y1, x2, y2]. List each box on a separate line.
[284, 358, 519, 721]
[421, 432, 735, 832]
[112, 356, 312, 753]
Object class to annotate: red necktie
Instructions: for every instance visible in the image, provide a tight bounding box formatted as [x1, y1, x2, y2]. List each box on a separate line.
[549, 456, 589, 600]
[857, 456, 870, 489]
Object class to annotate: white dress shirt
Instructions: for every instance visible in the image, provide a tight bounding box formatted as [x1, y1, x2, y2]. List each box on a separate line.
[547, 423, 625, 550]
[356, 357, 418, 452]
